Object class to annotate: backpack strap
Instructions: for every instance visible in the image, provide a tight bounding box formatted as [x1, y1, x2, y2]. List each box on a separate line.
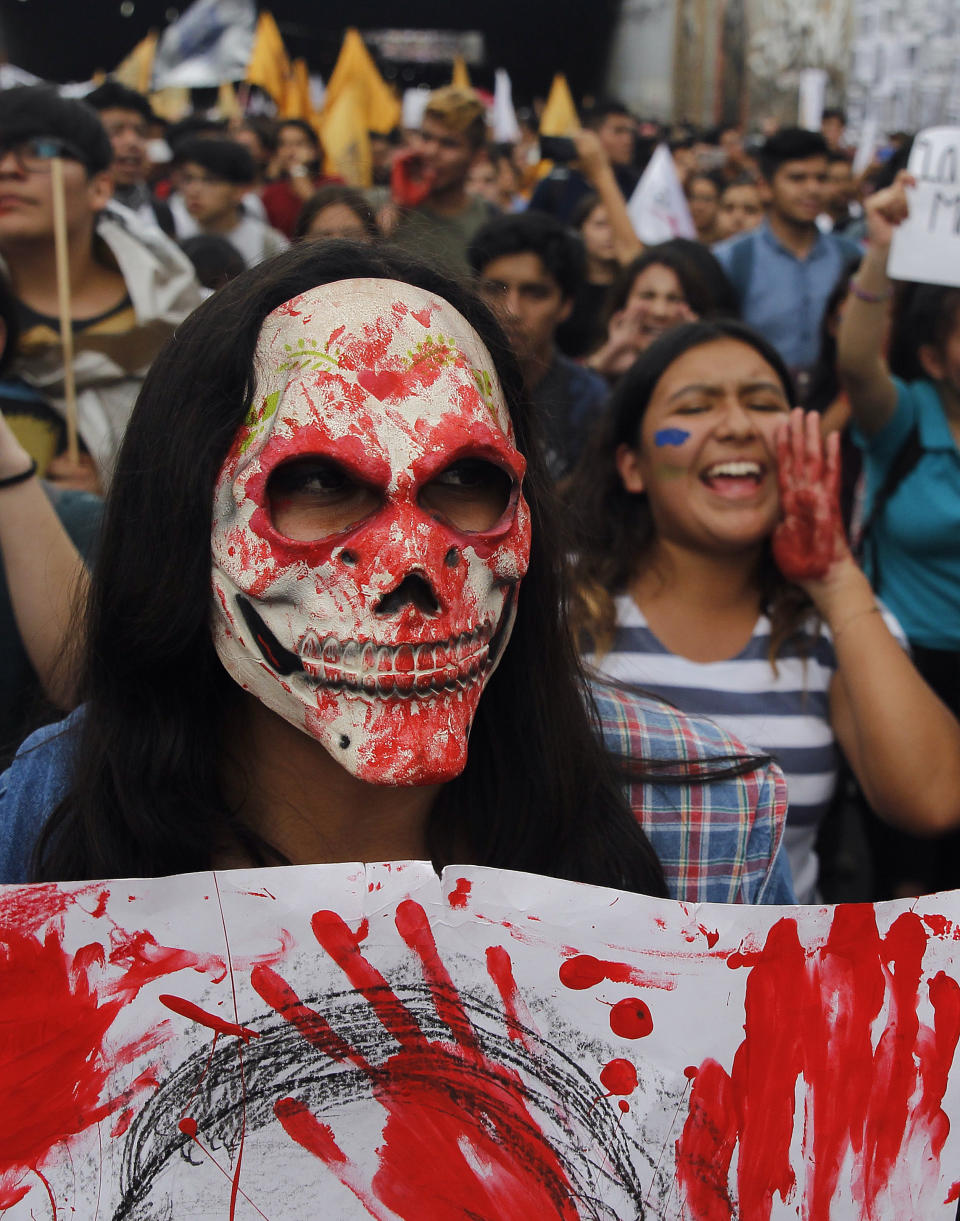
[855, 423, 923, 594]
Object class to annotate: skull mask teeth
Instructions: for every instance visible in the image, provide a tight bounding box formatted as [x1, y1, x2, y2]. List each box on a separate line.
[211, 279, 531, 786]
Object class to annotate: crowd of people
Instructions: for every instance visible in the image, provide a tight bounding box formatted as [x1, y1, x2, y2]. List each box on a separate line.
[0, 73, 957, 911]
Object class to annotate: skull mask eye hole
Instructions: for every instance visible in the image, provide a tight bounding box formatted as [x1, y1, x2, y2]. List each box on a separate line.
[418, 457, 515, 534]
[267, 456, 383, 541]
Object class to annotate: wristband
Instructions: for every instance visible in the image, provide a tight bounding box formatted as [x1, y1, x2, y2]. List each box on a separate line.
[0, 458, 37, 489]
[849, 279, 893, 304]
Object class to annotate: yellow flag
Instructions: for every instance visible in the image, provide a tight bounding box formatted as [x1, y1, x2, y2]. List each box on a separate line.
[451, 55, 471, 89]
[246, 11, 290, 105]
[149, 87, 191, 122]
[217, 81, 240, 121]
[280, 57, 313, 121]
[539, 73, 580, 137]
[323, 28, 400, 136]
[320, 82, 371, 187]
[112, 30, 158, 95]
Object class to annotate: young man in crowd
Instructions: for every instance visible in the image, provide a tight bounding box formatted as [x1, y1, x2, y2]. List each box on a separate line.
[85, 80, 174, 235]
[172, 138, 288, 268]
[468, 211, 608, 480]
[388, 86, 496, 276]
[818, 150, 862, 234]
[713, 127, 860, 386]
[0, 86, 203, 490]
[529, 100, 639, 223]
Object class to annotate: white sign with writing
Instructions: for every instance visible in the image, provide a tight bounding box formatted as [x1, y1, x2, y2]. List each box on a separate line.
[888, 126, 960, 287]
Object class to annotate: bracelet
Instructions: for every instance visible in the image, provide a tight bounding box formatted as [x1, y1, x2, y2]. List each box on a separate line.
[831, 604, 881, 644]
[849, 279, 893, 304]
[0, 458, 37, 489]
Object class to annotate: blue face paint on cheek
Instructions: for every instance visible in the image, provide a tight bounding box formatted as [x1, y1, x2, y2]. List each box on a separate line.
[654, 428, 691, 447]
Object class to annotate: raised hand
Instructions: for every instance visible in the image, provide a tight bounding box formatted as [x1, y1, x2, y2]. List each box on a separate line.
[772, 408, 845, 584]
[864, 169, 915, 249]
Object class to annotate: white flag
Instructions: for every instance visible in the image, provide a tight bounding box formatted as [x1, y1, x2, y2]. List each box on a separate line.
[0, 64, 42, 89]
[626, 144, 696, 244]
[152, 0, 256, 89]
[402, 87, 431, 132]
[492, 69, 521, 143]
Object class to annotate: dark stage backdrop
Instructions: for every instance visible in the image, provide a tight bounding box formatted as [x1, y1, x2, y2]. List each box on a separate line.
[0, 1, 620, 108]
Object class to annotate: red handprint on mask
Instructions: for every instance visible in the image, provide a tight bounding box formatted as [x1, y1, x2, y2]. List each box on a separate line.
[772, 408, 845, 583]
[250, 901, 582, 1221]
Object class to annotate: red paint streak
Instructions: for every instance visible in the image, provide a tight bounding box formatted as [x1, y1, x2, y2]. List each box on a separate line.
[485, 944, 536, 1049]
[559, 952, 674, 992]
[698, 925, 720, 949]
[258, 902, 581, 1219]
[619, 1100, 630, 1114]
[675, 906, 960, 1219]
[179, 1116, 199, 1138]
[946, 1180, 960, 1203]
[410, 304, 436, 328]
[107, 929, 226, 1001]
[0, 921, 182, 1209]
[159, 994, 260, 1043]
[609, 997, 653, 1040]
[599, 1058, 638, 1096]
[447, 878, 472, 909]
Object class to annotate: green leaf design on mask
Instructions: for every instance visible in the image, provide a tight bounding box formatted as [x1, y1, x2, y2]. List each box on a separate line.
[239, 388, 282, 455]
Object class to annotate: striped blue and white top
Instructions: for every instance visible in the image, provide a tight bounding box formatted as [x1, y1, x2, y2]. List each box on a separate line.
[592, 594, 905, 903]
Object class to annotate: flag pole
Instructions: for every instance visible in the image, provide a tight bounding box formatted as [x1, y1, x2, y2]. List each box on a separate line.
[50, 157, 79, 464]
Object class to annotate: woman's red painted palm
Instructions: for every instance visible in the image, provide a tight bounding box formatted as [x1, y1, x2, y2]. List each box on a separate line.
[772, 410, 844, 583]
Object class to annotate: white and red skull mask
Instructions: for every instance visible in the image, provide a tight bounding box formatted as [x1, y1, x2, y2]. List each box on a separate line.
[211, 279, 531, 785]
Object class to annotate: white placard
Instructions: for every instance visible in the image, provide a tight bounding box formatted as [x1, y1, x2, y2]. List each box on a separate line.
[6, 863, 960, 1217]
[798, 67, 828, 130]
[888, 126, 960, 287]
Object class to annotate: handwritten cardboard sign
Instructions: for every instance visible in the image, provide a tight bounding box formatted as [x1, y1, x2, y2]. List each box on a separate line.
[888, 126, 960, 287]
[3, 863, 960, 1218]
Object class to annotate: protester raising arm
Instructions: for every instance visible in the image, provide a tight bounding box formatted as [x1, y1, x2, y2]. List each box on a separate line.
[835, 171, 913, 436]
[571, 129, 643, 265]
[0, 410, 89, 709]
[774, 409, 960, 833]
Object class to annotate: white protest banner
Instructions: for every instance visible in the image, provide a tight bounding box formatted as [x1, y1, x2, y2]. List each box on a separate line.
[888, 126, 960, 287]
[492, 68, 521, 144]
[627, 143, 696, 244]
[152, 0, 256, 90]
[798, 68, 828, 131]
[4, 862, 960, 1217]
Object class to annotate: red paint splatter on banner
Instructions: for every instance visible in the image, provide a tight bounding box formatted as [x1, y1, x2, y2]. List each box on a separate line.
[674, 905, 960, 1219]
[485, 944, 536, 1049]
[609, 998, 653, 1040]
[254, 900, 581, 1220]
[0, 924, 165, 1208]
[599, 1059, 638, 1097]
[159, 994, 260, 1043]
[558, 952, 675, 991]
[447, 878, 472, 909]
[698, 925, 720, 949]
[0, 886, 230, 1211]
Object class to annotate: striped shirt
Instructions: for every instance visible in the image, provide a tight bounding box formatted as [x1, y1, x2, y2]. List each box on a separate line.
[593, 595, 904, 902]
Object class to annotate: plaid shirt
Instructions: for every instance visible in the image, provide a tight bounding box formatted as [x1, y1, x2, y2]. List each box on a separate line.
[592, 680, 794, 905]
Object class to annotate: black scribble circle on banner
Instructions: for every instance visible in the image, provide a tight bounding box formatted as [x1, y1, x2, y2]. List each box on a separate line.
[113, 984, 662, 1220]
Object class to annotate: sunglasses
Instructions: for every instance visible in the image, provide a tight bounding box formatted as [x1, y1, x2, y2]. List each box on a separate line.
[0, 135, 89, 174]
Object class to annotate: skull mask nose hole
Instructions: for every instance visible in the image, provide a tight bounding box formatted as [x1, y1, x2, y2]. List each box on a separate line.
[339, 549, 358, 566]
[375, 573, 440, 617]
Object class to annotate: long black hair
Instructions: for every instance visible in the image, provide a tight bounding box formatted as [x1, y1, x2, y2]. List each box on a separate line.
[568, 318, 813, 666]
[33, 241, 668, 897]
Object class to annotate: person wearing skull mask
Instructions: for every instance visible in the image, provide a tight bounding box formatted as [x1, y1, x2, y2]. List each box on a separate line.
[0, 242, 791, 906]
